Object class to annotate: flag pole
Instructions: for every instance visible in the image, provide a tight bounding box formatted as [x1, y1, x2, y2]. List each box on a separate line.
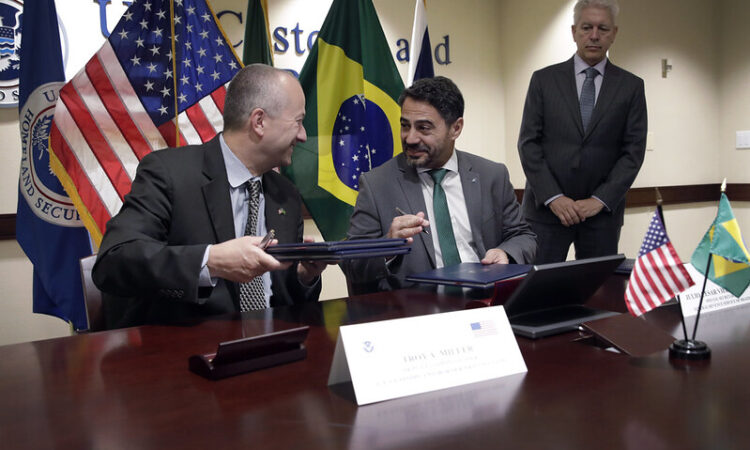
[668, 182, 723, 361]
[169, 0, 180, 146]
[656, 187, 690, 341]
[691, 251, 712, 341]
[690, 179, 725, 341]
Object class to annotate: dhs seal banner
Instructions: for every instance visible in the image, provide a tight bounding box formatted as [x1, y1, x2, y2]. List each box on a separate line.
[19, 81, 82, 226]
[0, 0, 21, 107]
[17, 0, 91, 330]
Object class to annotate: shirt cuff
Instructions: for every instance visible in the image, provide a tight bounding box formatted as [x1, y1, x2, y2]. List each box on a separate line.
[591, 195, 610, 211]
[544, 193, 563, 206]
[199, 245, 217, 287]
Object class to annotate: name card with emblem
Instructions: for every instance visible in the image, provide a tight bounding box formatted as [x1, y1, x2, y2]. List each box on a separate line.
[327, 306, 526, 405]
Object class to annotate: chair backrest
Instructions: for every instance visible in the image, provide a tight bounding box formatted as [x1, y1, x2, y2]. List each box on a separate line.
[79, 254, 104, 332]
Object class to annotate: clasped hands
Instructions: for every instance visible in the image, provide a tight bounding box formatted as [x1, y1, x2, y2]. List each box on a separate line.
[207, 235, 327, 286]
[549, 196, 604, 227]
[387, 212, 509, 264]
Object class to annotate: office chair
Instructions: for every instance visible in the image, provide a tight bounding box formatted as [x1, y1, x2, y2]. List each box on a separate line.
[79, 254, 105, 332]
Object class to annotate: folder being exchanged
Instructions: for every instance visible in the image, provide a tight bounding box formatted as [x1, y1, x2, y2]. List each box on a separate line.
[406, 262, 532, 289]
[266, 238, 410, 262]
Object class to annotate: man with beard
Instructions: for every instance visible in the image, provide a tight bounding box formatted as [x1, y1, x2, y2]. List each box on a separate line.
[343, 76, 536, 294]
[93, 64, 325, 328]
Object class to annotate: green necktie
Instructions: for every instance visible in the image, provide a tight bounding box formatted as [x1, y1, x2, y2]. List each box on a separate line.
[429, 169, 461, 267]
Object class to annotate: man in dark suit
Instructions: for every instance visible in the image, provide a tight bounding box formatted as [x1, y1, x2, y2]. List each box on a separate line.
[344, 76, 536, 293]
[93, 64, 324, 328]
[518, 0, 647, 264]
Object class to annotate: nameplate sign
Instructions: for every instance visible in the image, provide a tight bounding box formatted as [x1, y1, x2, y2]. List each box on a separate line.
[327, 306, 527, 405]
[679, 264, 750, 318]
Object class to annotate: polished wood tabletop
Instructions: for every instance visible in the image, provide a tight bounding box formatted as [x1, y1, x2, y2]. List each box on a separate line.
[2, 277, 750, 449]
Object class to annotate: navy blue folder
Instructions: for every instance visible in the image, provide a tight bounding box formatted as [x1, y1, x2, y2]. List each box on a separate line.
[266, 238, 410, 261]
[406, 262, 532, 289]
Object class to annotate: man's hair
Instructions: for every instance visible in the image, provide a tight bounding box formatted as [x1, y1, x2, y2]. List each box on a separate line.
[573, 0, 619, 25]
[398, 76, 464, 125]
[223, 64, 291, 131]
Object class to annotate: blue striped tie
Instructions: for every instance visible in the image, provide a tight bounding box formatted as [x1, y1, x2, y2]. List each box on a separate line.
[580, 67, 598, 132]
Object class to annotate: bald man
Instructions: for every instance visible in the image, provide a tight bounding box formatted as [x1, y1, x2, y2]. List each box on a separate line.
[93, 64, 324, 328]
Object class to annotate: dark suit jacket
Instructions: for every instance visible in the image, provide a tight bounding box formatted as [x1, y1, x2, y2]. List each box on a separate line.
[518, 57, 647, 229]
[93, 135, 320, 328]
[343, 151, 537, 293]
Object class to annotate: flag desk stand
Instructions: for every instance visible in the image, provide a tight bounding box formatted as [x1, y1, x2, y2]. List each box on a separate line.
[669, 339, 711, 361]
[670, 252, 714, 362]
[189, 326, 309, 380]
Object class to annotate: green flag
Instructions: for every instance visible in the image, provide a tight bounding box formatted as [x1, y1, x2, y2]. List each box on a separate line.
[283, 0, 405, 240]
[242, 0, 273, 65]
[691, 193, 750, 297]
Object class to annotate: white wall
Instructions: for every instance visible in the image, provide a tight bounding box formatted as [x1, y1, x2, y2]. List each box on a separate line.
[1, 0, 748, 345]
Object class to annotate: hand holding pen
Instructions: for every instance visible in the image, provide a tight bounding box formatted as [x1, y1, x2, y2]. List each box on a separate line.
[389, 207, 430, 240]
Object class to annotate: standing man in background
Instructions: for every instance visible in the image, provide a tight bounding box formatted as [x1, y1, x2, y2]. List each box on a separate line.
[518, 0, 646, 264]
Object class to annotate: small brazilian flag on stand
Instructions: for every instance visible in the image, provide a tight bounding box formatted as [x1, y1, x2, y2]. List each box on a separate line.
[691, 192, 750, 297]
[283, 0, 404, 241]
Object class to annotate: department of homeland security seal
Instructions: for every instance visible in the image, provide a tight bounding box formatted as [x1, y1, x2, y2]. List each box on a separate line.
[0, 0, 22, 108]
[19, 82, 82, 227]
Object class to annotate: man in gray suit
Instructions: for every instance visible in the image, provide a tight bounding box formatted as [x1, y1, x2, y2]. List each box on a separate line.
[518, 0, 647, 264]
[345, 76, 536, 293]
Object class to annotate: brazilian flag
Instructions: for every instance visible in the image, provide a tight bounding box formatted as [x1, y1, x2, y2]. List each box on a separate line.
[242, 0, 273, 65]
[691, 193, 750, 297]
[283, 0, 404, 241]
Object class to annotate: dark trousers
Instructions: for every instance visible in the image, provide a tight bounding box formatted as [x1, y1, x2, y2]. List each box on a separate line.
[528, 218, 621, 264]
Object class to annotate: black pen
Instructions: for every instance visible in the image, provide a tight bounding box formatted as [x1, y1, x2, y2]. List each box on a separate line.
[259, 229, 275, 249]
[395, 207, 430, 235]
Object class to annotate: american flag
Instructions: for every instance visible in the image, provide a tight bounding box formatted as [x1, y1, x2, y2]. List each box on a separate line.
[625, 210, 694, 316]
[49, 0, 241, 245]
[470, 320, 498, 337]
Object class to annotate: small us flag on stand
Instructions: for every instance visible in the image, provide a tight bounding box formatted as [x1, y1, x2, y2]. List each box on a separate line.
[625, 210, 695, 316]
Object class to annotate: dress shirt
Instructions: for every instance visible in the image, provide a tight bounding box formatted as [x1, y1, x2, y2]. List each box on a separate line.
[574, 53, 607, 102]
[199, 134, 272, 306]
[417, 150, 480, 267]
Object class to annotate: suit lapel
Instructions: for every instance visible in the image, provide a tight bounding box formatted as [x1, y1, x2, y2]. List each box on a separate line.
[263, 172, 295, 243]
[555, 57, 585, 136]
[585, 60, 622, 138]
[456, 151, 484, 256]
[200, 135, 239, 305]
[397, 155, 435, 267]
[201, 136, 235, 243]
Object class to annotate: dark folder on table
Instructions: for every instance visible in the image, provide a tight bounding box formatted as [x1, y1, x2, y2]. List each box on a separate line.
[496, 255, 625, 339]
[266, 238, 410, 261]
[406, 263, 532, 289]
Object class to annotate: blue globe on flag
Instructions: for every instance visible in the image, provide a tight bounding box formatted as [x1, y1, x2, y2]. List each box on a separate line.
[331, 94, 394, 191]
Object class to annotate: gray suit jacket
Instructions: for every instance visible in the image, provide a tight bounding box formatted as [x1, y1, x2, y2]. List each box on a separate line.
[344, 151, 537, 293]
[93, 135, 320, 328]
[518, 57, 647, 228]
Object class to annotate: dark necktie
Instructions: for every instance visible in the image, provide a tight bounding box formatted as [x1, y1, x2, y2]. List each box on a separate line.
[580, 67, 598, 132]
[239, 180, 266, 311]
[429, 169, 461, 267]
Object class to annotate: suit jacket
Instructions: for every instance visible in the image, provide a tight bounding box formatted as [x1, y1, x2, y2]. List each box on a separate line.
[518, 57, 647, 228]
[343, 151, 537, 293]
[93, 135, 320, 328]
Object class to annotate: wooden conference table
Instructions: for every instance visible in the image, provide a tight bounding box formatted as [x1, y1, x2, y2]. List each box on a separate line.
[2, 277, 750, 449]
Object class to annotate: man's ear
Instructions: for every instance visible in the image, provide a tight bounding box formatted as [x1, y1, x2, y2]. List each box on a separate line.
[450, 117, 464, 140]
[248, 108, 265, 137]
